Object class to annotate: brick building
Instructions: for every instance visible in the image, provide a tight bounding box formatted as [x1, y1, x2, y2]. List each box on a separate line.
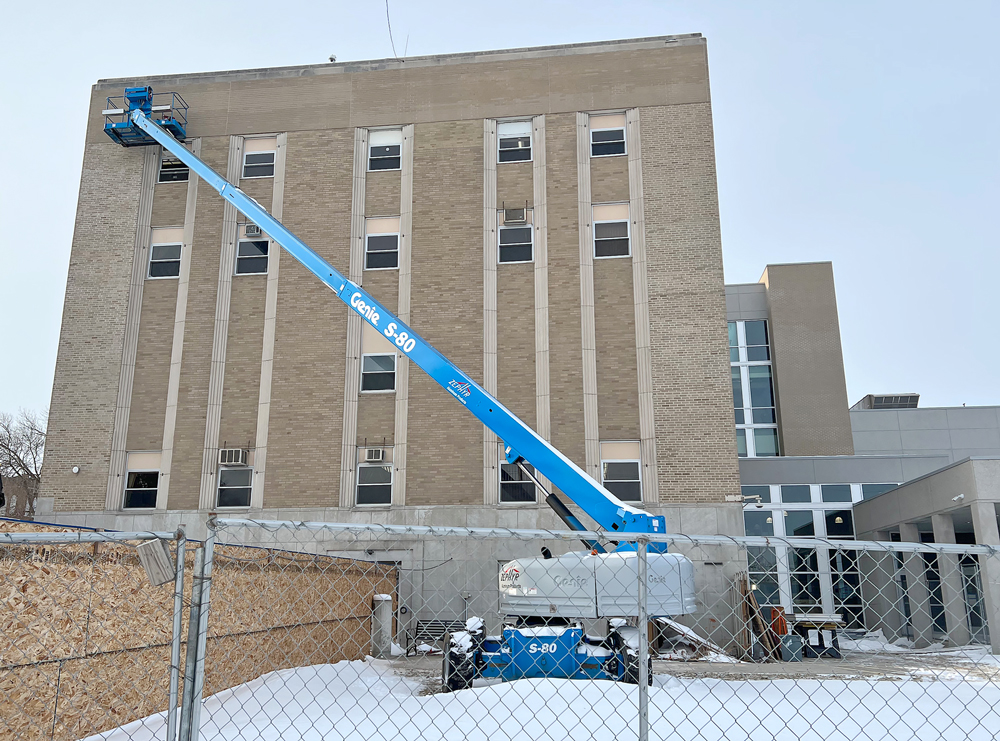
[41, 35, 746, 534]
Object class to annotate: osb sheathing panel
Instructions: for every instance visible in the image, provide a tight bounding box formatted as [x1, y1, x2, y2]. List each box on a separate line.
[1, 522, 396, 741]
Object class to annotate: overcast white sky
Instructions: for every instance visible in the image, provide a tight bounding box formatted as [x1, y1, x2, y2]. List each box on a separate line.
[1, 1, 997, 416]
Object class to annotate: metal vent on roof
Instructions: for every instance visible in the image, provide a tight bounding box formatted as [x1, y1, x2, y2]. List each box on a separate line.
[850, 394, 920, 411]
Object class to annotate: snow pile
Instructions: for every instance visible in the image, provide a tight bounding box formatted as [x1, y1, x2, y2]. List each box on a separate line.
[88, 658, 1000, 741]
[840, 630, 951, 654]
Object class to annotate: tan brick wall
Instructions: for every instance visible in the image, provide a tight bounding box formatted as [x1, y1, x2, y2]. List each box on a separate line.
[405, 120, 484, 506]
[760, 262, 854, 456]
[360, 269, 399, 314]
[356, 393, 396, 446]
[496, 160, 533, 210]
[590, 154, 630, 204]
[640, 103, 740, 504]
[218, 276, 265, 451]
[85, 41, 710, 145]
[544, 113, 586, 475]
[125, 279, 176, 451]
[150, 176, 188, 226]
[365, 170, 401, 217]
[43, 141, 146, 511]
[165, 136, 229, 510]
[265, 129, 354, 509]
[594, 257, 640, 439]
[496, 262, 537, 428]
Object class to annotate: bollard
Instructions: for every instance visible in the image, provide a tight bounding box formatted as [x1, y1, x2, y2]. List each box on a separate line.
[372, 594, 393, 659]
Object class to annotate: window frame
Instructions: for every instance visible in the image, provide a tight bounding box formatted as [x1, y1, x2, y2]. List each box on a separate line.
[368, 129, 403, 172]
[729, 319, 779, 457]
[356, 461, 393, 506]
[365, 232, 400, 271]
[497, 121, 533, 164]
[498, 224, 534, 264]
[499, 462, 537, 504]
[216, 466, 253, 509]
[148, 242, 182, 280]
[360, 352, 397, 393]
[157, 155, 189, 183]
[600, 458, 642, 502]
[123, 470, 158, 510]
[235, 238, 269, 275]
[241, 150, 276, 179]
[593, 218, 631, 259]
[590, 126, 627, 158]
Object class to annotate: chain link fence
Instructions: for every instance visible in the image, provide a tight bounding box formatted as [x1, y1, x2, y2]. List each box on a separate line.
[0, 522, 187, 741]
[4, 517, 1000, 740]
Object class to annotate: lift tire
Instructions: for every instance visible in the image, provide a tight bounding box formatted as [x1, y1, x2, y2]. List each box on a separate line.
[621, 651, 654, 686]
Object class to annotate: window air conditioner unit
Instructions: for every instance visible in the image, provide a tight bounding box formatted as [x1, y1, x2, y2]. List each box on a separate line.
[245, 223, 262, 237]
[219, 448, 249, 466]
[503, 208, 527, 225]
[365, 448, 385, 463]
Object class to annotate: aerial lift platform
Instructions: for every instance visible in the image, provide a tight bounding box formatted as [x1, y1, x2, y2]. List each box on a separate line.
[104, 87, 697, 688]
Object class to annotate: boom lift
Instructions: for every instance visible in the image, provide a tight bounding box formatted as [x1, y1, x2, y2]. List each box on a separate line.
[104, 87, 696, 688]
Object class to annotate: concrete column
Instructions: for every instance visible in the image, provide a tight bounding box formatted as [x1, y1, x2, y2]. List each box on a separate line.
[898, 523, 936, 647]
[970, 501, 1000, 654]
[931, 513, 972, 646]
[371, 594, 393, 659]
[859, 531, 906, 641]
[482, 119, 499, 505]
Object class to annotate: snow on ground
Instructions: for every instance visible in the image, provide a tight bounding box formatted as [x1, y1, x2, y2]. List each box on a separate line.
[89, 659, 1000, 741]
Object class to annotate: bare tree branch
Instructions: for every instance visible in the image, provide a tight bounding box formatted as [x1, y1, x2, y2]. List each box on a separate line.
[1, 408, 46, 519]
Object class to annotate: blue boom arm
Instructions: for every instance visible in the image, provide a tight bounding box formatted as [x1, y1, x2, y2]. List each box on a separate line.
[126, 105, 665, 538]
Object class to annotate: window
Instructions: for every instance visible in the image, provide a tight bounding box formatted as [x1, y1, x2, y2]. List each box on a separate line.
[602, 460, 641, 501]
[590, 113, 626, 157]
[236, 239, 269, 274]
[124, 471, 158, 509]
[594, 221, 630, 258]
[825, 510, 854, 538]
[862, 483, 897, 500]
[744, 510, 774, 537]
[369, 129, 402, 171]
[217, 468, 252, 508]
[158, 155, 188, 183]
[730, 320, 778, 457]
[500, 463, 536, 503]
[242, 151, 275, 178]
[357, 463, 392, 505]
[790, 548, 822, 609]
[821, 484, 852, 503]
[498, 121, 531, 163]
[780, 485, 812, 503]
[785, 510, 815, 537]
[149, 243, 181, 278]
[499, 225, 533, 263]
[361, 354, 396, 392]
[748, 546, 779, 606]
[593, 203, 630, 258]
[366, 234, 399, 269]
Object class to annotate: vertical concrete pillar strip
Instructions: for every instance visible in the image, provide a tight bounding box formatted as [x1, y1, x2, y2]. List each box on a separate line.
[625, 108, 658, 504]
[198, 136, 244, 510]
[157, 139, 202, 510]
[531, 115, 552, 494]
[339, 128, 368, 507]
[249, 132, 288, 510]
[482, 119, 500, 505]
[969, 500, 1000, 654]
[575, 112, 600, 478]
[393, 124, 415, 506]
[105, 146, 159, 510]
[930, 513, 972, 646]
[898, 522, 936, 647]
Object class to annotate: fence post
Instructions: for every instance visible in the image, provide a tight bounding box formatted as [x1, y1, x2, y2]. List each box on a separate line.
[637, 536, 649, 741]
[179, 546, 204, 741]
[166, 530, 187, 741]
[187, 517, 217, 741]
